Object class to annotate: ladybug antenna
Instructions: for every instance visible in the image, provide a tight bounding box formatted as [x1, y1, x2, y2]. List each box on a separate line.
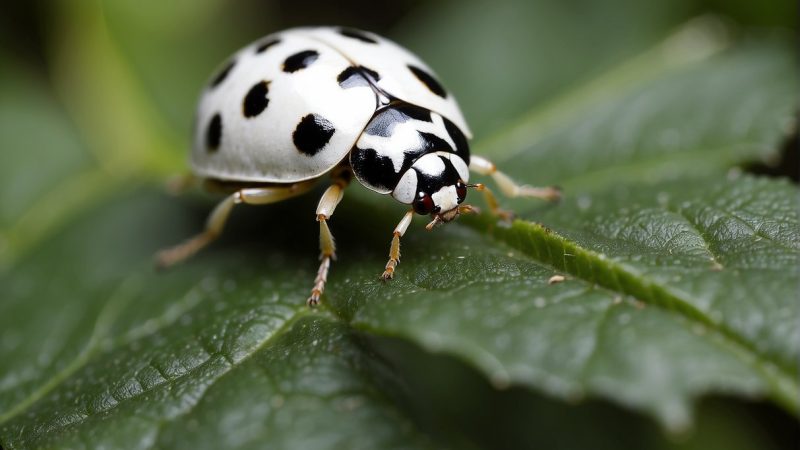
[425, 204, 479, 231]
[466, 183, 485, 191]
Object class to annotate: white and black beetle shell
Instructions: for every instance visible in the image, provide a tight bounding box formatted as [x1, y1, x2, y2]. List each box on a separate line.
[191, 26, 472, 205]
[162, 26, 559, 306]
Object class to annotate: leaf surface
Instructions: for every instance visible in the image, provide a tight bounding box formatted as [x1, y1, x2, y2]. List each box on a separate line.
[0, 0, 797, 447]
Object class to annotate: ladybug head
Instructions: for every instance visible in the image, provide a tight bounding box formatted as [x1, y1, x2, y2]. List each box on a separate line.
[392, 152, 476, 228]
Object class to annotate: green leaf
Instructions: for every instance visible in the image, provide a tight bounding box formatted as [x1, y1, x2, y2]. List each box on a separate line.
[1, 0, 798, 448]
[2, 176, 796, 446]
[337, 175, 798, 430]
[368, 336, 797, 450]
[0, 192, 439, 449]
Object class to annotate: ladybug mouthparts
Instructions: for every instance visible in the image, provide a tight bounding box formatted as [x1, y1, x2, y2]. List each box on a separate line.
[425, 204, 479, 230]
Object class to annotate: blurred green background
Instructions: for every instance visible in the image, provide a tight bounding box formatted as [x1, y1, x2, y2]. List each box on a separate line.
[0, 0, 796, 449]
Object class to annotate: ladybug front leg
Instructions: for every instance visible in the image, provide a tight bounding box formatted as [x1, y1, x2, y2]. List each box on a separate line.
[155, 180, 316, 269]
[381, 210, 414, 280]
[468, 155, 561, 220]
[307, 170, 351, 306]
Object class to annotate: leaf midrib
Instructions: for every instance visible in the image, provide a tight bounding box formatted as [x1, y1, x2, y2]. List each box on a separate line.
[464, 215, 799, 415]
[2, 201, 796, 433]
[1, 13, 795, 439]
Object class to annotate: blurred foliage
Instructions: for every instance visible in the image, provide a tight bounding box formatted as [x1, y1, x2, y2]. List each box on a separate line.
[0, 0, 797, 449]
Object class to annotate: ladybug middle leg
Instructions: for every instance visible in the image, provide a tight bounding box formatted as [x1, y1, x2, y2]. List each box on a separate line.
[381, 210, 414, 280]
[307, 166, 352, 306]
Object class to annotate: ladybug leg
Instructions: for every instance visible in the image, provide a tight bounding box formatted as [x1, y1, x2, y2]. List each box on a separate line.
[155, 180, 316, 269]
[468, 155, 561, 220]
[470, 155, 560, 200]
[468, 183, 514, 222]
[307, 170, 351, 307]
[381, 210, 414, 280]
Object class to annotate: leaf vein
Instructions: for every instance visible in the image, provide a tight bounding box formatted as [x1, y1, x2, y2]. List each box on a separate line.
[467, 216, 800, 414]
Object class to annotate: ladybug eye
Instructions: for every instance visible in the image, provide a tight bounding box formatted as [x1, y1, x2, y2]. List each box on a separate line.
[413, 193, 435, 215]
[456, 182, 467, 203]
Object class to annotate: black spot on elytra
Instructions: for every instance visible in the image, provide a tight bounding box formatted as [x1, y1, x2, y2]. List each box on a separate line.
[443, 118, 470, 162]
[338, 27, 377, 44]
[255, 38, 280, 53]
[206, 113, 222, 151]
[210, 60, 235, 88]
[283, 50, 319, 73]
[408, 64, 447, 98]
[337, 66, 381, 88]
[293, 114, 335, 156]
[350, 147, 402, 191]
[337, 67, 365, 88]
[243, 81, 270, 118]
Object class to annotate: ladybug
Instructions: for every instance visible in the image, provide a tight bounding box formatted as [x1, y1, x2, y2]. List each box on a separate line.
[157, 26, 560, 306]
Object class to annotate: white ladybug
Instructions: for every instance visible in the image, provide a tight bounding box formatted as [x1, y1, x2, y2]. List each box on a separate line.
[157, 26, 560, 306]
